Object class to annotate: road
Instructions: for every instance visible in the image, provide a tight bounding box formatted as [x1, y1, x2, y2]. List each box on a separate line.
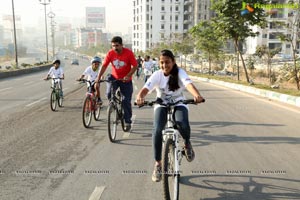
[0, 57, 300, 200]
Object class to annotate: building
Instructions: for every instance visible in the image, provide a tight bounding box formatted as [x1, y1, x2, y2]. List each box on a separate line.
[132, 0, 216, 52]
[245, 0, 299, 56]
[132, 0, 184, 52]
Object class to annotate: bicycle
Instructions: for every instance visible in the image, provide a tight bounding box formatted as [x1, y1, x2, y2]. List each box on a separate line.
[78, 79, 103, 128]
[45, 77, 63, 111]
[137, 98, 205, 200]
[106, 79, 127, 142]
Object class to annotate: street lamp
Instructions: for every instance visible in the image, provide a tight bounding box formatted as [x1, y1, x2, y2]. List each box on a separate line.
[39, 0, 51, 62]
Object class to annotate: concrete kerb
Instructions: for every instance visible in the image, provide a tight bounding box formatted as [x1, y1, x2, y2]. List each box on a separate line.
[0, 64, 52, 79]
[193, 76, 300, 108]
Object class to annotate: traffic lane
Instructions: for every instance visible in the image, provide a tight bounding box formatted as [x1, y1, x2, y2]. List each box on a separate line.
[181, 80, 300, 199]
[0, 61, 88, 114]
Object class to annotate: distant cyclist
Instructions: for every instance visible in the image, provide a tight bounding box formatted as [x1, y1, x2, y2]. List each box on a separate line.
[136, 55, 143, 79]
[135, 49, 204, 182]
[44, 59, 64, 97]
[142, 55, 153, 83]
[77, 56, 103, 104]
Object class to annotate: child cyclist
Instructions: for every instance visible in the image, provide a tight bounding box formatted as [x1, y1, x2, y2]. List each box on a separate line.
[44, 59, 64, 97]
[77, 56, 103, 105]
[135, 49, 205, 182]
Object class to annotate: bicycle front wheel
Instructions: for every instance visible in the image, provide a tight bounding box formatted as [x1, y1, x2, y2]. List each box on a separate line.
[50, 90, 57, 111]
[107, 103, 118, 142]
[82, 97, 92, 128]
[162, 138, 179, 200]
[58, 90, 63, 107]
[93, 103, 101, 121]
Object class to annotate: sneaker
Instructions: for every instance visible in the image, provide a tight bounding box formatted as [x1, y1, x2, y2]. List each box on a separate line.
[97, 97, 103, 105]
[184, 142, 195, 162]
[124, 123, 131, 132]
[152, 165, 162, 182]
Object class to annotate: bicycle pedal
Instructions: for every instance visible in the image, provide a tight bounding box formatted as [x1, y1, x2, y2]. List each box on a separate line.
[181, 150, 186, 156]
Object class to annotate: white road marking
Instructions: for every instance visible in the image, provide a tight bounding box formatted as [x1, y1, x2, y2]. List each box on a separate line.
[0, 87, 12, 92]
[123, 114, 136, 138]
[88, 186, 105, 200]
[26, 97, 47, 107]
[63, 87, 68, 91]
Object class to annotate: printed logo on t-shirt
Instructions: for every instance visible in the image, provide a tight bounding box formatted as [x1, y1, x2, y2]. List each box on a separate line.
[113, 59, 125, 69]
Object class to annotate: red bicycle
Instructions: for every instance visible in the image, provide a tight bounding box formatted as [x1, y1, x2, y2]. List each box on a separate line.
[78, 79, 102, 128]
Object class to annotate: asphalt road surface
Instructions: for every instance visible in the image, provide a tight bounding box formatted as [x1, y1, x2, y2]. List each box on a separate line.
[0, 58, 300, 200]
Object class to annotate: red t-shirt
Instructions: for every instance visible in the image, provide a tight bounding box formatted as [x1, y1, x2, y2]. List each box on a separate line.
[102, 48, 138, 80]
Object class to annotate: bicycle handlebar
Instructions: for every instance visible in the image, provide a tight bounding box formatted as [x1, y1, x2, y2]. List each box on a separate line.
[45, 77, 63, 81]
[77, 79, 107, 83]
[134, 98, 205, 107]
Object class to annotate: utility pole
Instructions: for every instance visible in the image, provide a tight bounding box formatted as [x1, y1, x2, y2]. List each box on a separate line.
[39, 0, 51, 62]
[48, 11, 56, 60]
[11, 0, 18, 68]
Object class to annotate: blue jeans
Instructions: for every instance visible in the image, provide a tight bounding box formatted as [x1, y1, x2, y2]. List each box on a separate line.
[153, 106, 190, 161]
[106, 78, 133, 124]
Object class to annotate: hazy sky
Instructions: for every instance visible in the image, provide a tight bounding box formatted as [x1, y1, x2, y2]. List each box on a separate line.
[0, 0, 133, 34]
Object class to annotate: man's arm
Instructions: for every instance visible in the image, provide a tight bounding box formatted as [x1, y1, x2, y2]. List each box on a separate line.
[124, 65, 137, 80]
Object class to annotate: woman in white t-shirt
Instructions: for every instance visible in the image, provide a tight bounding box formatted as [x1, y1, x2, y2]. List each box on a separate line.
[135, 49, 204, 182]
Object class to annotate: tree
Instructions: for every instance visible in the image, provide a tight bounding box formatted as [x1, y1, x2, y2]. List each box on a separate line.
[277, 0, 300, 90]
[255, 45, 280, 84]
[169, 33, 194, 69]
[189, 20, 224, 74]
[211, 0, 268, 83]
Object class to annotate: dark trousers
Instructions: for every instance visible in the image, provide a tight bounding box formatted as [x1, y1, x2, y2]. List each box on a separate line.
[153, 106, 190, 161]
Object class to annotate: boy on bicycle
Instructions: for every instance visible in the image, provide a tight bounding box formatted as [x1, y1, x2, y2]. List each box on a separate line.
[135, 50, 204, 182]
[44, 59, 64, 97]
[77, 56, 103, 105]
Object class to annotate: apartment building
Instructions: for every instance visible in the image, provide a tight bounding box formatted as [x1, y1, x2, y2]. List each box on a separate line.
[132, 0, 215, 52]
[246, 0, 299, 56]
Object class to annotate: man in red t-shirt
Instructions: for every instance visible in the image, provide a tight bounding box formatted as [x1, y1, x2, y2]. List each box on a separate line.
[96, 36, 138, 132]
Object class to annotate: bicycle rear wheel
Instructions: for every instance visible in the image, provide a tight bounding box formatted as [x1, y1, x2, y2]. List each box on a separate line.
[93, 103, 101, 121]
[50, 90, 57, 111]
[162, 138, 179, 200]
[107, 103, 118, 142]
[82, 97, 92, 128]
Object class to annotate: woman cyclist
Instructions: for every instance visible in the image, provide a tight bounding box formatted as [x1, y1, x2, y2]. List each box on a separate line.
[135, 49, 205, 182]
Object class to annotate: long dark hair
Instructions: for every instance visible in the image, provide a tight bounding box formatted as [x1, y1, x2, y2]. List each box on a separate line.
[160, 49, 179, 91]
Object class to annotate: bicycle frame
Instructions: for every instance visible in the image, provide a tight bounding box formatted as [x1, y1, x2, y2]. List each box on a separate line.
[85, 81, 97, 111]
[163, 106, 183, 176]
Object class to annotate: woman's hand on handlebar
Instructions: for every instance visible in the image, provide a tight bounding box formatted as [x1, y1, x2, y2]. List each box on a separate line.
[135, 95, 145, 106]
[194, 95, 205, 104]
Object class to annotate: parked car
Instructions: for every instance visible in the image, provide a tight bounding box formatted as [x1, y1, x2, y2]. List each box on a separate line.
[71, 59, 79, 65]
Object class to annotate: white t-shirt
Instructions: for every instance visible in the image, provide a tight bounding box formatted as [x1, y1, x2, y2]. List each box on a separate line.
[82, 66, 99, 81]
[143, 67, 193, 106]
[47, 66, 64, 78]
[143, 60, 153, 76]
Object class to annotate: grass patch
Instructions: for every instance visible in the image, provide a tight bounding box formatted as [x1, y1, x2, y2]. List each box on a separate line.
[188, 72, 300, 97]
